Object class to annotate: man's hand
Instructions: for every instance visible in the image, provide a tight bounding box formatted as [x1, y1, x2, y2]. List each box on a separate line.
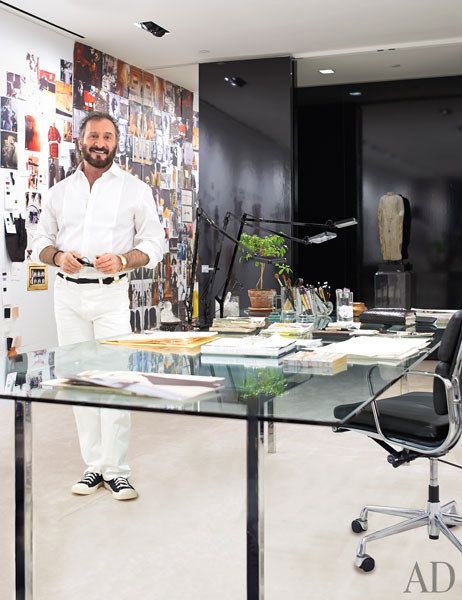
[94, 253, 122, 274]
[56, 251, 84, 275]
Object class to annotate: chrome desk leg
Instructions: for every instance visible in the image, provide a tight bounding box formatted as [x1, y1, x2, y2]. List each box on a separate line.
[247, 416, 264, 599]
[15, 400, 33, 600]
[267, 400, 276, 454]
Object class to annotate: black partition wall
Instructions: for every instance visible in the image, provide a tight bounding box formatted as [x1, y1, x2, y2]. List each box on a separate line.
[199, 57, 294, 322]
[296, 75, 462, 309]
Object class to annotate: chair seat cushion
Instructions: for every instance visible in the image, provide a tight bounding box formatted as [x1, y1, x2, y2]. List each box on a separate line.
[334, 392, 449, 445]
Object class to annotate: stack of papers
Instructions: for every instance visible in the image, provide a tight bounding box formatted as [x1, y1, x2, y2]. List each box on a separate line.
[101, 331, 218, 349]
[318, 335, 430, 365]
[201, 335, 296, 358]
[283, 350, 347, 375]
[412, 308, 457, 328]
[259, 322, 314, 338]
[43, 371, 225, 402]
[209, 317, 266, 333]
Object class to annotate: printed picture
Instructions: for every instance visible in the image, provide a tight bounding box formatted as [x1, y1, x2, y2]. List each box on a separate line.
[102, 54, 118, 92]
[39, 70, 56, 93]
[25, 115, 41, 151]
[6, 72, 25, 99]
[60, 59, 73, 85]
[94, 88, 108, 112]
[1, 97, 18, 132]
[129, 66, 142, 103]
[1, 131, 18, 169]
[142, 72, 154, 105]
[27, 264, 48, 291]
[116, 60, 130, 98]
[62, 119, 73, 142]
[56, 81, 72, 116]
[74, 43, 102, 88]
[154, 76, 165, 111]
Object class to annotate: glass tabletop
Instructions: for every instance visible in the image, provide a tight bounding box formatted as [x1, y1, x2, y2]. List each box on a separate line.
[1, 335, 439, 425]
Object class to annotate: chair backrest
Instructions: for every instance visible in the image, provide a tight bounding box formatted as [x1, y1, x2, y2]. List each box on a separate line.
[434, 310, 462, 415]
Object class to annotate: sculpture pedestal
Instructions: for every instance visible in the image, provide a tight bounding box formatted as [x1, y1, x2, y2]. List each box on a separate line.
[374, 262, 412, 309]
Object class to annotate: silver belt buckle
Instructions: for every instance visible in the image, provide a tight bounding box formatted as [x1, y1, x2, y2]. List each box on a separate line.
[112, 275, 121, 284]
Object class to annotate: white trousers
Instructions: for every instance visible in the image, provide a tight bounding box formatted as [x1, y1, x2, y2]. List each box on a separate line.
[54, 275, 132, 479]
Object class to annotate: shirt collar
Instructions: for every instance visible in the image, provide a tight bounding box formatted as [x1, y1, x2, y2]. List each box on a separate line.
[76, 160, 123, 180]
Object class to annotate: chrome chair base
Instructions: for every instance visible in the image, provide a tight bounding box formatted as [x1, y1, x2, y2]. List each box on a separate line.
[353, 500, 462, 571]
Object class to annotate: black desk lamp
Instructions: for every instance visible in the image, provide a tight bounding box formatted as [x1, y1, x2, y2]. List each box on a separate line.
[184, 208, 289, 326]
[213, 212, 358, 320]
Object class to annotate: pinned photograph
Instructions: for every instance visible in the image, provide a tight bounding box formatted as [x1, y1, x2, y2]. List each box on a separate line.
[27, 264, 48, 291]
[62, 119, 73, 142]
[142, 72, 154, 105]
[56, 81, 72, 116]
[102, 54, 118, 93]
[1, 132, 18, 169]
[74, 43, 102, 88]
[39, 70, 56, 93]
[60, 59, 73, 85]
[128, 101, 142, 136]
[116, 60, 130, 98]
[154, 76, 165, 111]
[129, 66, 142, 103]
[6, 72, 25, 100]
[25, 115, 41, 151]
[1, 97, 18, 132]
[94, 88, 108, 112]
[164, 81, 175, 115]
[108, 93, 121, 120]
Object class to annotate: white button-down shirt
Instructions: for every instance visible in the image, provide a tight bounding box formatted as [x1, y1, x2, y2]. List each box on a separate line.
[32, 162, 165, 276]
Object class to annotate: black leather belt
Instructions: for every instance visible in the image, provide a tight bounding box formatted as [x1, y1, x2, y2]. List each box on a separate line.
[58, 272, 127, 285]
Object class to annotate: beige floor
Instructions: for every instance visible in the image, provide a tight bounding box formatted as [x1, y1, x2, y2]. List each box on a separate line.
[1, 362, 462, 599]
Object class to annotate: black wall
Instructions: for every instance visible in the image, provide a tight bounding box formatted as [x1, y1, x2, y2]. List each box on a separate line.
[199, 57, 294, 322]
[296, 76, 462, 309]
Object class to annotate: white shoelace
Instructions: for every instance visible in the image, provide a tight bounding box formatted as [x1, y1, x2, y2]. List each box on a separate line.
[112, 477, 131, 489]
[81, 472, 99, 484]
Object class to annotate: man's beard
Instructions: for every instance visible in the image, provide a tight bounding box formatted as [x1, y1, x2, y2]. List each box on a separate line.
[81, 143, 116, 169]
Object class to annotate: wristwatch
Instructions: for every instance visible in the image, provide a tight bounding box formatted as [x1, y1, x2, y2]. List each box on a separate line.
[117, 254, 128, 271]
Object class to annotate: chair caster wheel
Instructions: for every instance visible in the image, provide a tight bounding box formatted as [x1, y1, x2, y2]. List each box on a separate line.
[351, 518, 368, 533]
[357, 554, 375, 572]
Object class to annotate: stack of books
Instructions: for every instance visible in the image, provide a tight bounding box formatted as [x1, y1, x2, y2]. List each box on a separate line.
[282, 349, 347, 375]
[259, 322, 314, 338]
[209, 316, 266, 333]
[412, 308, 457, 328]
[101, 331, 218, 350]
[359, 308, 416, 327]
[315, 335, 430, 365]
[201, 334, 296, 358]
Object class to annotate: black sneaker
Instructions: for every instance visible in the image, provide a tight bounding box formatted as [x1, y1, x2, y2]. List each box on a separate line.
[71, 472, 103, 495]
[104, 477, 138, 500]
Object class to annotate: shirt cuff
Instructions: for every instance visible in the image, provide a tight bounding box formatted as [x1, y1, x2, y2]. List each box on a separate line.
[134, 240, 163, 269]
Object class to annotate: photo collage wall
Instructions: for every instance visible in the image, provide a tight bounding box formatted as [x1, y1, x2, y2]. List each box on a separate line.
[72, 43, 198, 330]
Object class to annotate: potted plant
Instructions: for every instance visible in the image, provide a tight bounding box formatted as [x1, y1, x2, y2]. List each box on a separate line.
[240, 368, 287, 400]
[240, 232, 291, 309]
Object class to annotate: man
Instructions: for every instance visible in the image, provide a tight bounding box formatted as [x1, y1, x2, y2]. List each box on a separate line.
[32, 111, 164, 500]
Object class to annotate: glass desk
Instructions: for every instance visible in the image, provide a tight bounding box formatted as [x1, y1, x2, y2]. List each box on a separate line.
[2, 336, 440, 600]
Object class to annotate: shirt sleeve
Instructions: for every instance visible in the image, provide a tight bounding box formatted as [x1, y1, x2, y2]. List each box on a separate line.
[31, 187, 59, 262]
[133, 183, 165, 268]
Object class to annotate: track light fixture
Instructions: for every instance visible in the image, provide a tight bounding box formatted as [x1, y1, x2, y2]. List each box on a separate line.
[134, 21, 169, 37]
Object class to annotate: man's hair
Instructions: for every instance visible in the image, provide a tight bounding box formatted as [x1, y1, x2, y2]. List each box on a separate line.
[79, 111, 119, 140]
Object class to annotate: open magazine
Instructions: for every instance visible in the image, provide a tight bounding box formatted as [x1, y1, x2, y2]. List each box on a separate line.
[43, 370, 225, 402]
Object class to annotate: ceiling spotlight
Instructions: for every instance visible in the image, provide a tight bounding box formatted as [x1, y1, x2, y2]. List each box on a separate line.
[199, 49, 210, 54]
[134, 21, 169, 37]
[391, 64, 401, 68]
[349, 91, 362, 96]
[224, 76, 247, 87]
[319, 69, 335, 75]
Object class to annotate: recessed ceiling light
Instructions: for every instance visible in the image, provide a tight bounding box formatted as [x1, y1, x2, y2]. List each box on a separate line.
[391, 64, 401, 68]
[349, 91, 362, 96]
[199, 49, 210, 54]
[319, 69, 335, 75]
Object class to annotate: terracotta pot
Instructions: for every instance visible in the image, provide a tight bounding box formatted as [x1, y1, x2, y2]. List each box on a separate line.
[248, 289, 276, 309]
[353, 302, 367, 321]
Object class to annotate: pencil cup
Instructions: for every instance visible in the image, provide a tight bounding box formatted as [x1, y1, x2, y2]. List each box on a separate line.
[280, 287, 296, 322]
[336, 289, 353, 323]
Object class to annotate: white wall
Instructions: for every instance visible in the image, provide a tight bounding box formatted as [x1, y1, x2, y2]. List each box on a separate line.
[0, 11, 74, 351]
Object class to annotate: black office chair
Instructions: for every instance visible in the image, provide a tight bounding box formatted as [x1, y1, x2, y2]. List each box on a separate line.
[333, 310, 462, 572]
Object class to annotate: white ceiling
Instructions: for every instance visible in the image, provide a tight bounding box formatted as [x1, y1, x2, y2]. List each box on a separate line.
[2, 0, 462, 91]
